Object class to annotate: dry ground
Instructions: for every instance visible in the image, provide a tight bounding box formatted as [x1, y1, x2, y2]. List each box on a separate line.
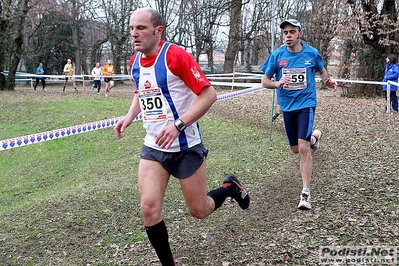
[3, 83, 399, 265]
[206, 86, 399, 265]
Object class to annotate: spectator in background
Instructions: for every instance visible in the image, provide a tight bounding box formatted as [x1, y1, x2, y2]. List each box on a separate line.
[34, 62, 46, 92]
[91, 62, 102, 95]
[63, 59, 78, 92]
[102, 59, 114, 96]
[382, 54, 399, 113]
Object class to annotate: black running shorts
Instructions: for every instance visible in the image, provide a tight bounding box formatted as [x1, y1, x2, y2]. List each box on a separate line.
[140, 143, 208, 179]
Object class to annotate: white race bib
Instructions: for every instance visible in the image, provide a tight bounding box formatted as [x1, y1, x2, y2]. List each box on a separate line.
[282, 68, 307, 90]
[137, 88, 167, 121]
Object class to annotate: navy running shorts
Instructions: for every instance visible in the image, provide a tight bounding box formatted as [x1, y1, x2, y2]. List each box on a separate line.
[140, 143, 209, 179]
[283, 107, 315, 147]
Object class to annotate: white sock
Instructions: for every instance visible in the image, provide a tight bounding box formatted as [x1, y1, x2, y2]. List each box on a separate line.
[302, 188, 310, 195]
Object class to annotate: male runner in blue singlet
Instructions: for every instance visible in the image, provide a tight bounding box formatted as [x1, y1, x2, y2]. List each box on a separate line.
[261, 19, 337, 210]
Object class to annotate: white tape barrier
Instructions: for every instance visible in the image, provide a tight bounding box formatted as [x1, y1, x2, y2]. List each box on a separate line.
[332, 79, 397, 114]
[18, 72, 263, 82]
[15, 73, 132, 82]
[1, 76, 395, 151]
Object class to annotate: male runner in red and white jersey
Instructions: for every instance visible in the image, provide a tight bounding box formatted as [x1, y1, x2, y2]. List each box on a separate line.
[114, 7, 250, 266]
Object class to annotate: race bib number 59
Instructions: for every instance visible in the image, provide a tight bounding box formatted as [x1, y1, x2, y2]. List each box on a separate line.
[282, 68, 307, 90]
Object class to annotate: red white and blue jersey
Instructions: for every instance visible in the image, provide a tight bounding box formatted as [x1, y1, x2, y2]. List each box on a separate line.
[130, 41, 212, 152]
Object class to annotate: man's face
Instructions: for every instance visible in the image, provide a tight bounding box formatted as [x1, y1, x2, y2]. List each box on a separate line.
[129, 9, 163, 56]
[282, 25, 302, 48]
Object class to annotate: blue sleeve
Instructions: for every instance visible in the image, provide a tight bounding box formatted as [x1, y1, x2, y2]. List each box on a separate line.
[260, 52, 278, 78]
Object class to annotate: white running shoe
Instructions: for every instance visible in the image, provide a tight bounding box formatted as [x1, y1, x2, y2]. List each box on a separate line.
[298, 193, 312, 210]
[311, 129, 322, 153]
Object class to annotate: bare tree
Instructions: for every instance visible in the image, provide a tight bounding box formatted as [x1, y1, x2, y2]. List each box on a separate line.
[240, 0, 272, 72]
[224, 0, 245, 73]
[0, 0, 31, 90]
[99, 0, 141, 75]
[347, 0, 399, 82]
[184, 0, 230, 71]
[3, 0, 399, 95]
[52, 0, 93, 75]
[303, 0, 340, 68]
[0, 2, 8, 89]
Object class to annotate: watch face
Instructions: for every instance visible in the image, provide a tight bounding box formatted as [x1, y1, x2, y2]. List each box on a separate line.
[175, 120, 186, 131]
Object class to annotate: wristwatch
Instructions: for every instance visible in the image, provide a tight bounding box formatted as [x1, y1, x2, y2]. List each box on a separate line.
[174, 119, 187, 132]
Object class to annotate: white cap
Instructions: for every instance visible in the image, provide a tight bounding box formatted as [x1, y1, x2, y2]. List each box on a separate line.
[280, 19, 301, 29]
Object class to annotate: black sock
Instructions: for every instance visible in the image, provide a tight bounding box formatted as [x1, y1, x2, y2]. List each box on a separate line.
[207, 183, 234, 211]
[145, 220, 175, 266]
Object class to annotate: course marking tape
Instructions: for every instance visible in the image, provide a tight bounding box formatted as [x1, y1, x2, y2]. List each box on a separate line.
[1, 117, 119, 151]
[0, 86, 264, 151]
[2, 76, 394, 151]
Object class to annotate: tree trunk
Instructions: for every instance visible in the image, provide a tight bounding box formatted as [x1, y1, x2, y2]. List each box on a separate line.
[4, 0, 30, 91]
[71, 24, 81, 75]
[338, 40, 352, 79]
[7, 34, 24, 90]
[90, 39, 108, 68]
[206, 42, 215, 73]
[223, 0, 242, 73]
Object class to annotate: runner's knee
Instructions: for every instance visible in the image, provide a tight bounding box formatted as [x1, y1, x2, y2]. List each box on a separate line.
[187, 204, 208, 219]
[140, 198, 161, 220]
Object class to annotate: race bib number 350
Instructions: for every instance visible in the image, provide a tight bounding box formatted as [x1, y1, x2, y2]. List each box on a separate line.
[137, 88, 167, 121]
[282, 68, 307, 90]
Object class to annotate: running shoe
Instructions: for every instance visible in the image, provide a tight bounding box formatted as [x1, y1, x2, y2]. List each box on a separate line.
[298, 193, 312, 210]
[311, 129, 322, 153]
[223, 174, 250, 209]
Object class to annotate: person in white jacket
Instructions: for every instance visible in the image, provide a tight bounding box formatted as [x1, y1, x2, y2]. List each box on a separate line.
[91, 62, 102, 95]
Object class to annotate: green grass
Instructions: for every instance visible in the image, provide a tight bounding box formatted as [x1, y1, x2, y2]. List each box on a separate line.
[0, 90, 288, 265]
[0, 92, 130, 139]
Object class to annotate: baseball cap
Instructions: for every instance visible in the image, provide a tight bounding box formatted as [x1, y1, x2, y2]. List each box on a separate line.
[280, 19, 301, 29]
